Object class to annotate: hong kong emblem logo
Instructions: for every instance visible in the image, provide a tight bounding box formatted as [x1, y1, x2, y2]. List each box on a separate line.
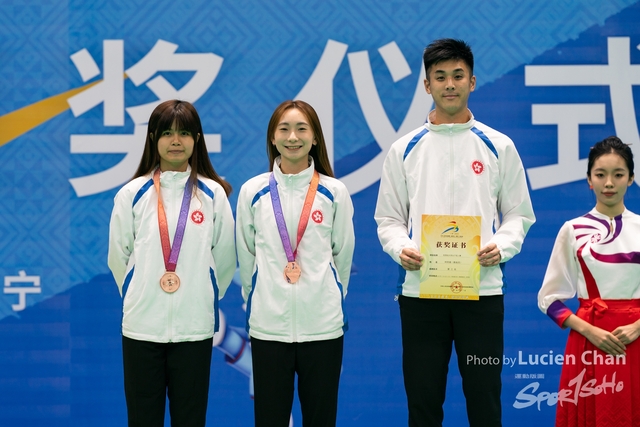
[191, 210, 204, 224]
[312, 210, 323, 224]
[471, 160, 484, 175]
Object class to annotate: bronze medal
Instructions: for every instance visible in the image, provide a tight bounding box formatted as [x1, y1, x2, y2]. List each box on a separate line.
[153, 169, 191, 295]
[283, 261, 301, 284]
[160, 271, 180, 293]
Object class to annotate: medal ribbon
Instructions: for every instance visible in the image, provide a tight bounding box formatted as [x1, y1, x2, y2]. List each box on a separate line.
[153, 168, 193, 272]
[269, 170, 319, 262]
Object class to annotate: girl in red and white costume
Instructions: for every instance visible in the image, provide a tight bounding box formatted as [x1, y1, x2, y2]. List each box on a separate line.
[538, 136, 640, 427]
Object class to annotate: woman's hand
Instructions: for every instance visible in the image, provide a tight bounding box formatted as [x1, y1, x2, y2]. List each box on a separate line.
[582, 324, 627, 356]
[563, 314, 626, 355]
[612, 319, 640, 345]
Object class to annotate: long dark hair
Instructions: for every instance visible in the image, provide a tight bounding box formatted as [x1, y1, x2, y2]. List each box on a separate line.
[266, 100, 334, 177]
[133, 100, 232, 196]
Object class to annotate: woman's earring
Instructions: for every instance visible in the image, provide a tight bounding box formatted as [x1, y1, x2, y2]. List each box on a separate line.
[589, 185, 593, 189]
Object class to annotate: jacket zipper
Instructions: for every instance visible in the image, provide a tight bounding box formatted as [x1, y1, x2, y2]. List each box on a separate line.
[449, 126, 454, 215]
[288, 175, 298, 342]
[167, 175, 176, 342]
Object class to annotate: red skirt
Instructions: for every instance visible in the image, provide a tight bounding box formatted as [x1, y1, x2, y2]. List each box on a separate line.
[555, 298, 640, 427]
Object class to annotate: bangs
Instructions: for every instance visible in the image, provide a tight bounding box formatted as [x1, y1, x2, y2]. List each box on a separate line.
[153, 102, 200, 136]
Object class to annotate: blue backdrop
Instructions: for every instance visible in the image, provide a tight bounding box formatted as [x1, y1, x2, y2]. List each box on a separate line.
[1, 0, 640, 425]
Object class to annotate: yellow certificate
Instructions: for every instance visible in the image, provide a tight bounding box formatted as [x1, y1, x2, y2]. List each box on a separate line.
[419, 215, 481, 300]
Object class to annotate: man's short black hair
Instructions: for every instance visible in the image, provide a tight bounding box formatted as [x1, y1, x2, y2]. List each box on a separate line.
[423, 38, 474, 80]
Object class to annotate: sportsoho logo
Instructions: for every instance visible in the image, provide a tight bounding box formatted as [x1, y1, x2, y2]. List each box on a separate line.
[509, 350, 626, 411]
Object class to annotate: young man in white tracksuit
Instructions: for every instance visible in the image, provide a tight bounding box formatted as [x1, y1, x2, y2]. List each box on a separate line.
[375, 39, 535, 427]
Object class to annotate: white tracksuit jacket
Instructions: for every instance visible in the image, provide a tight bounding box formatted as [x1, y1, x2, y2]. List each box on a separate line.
[108, 167, 236, 343]
[236, 158, 355, 343]
[375, 113, 535, 297]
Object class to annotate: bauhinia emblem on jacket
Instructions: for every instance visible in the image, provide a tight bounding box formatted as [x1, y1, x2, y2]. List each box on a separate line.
[312, 210, 324, 224]
[191, 210, 205, 224]
[471, 160, 485, 175]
